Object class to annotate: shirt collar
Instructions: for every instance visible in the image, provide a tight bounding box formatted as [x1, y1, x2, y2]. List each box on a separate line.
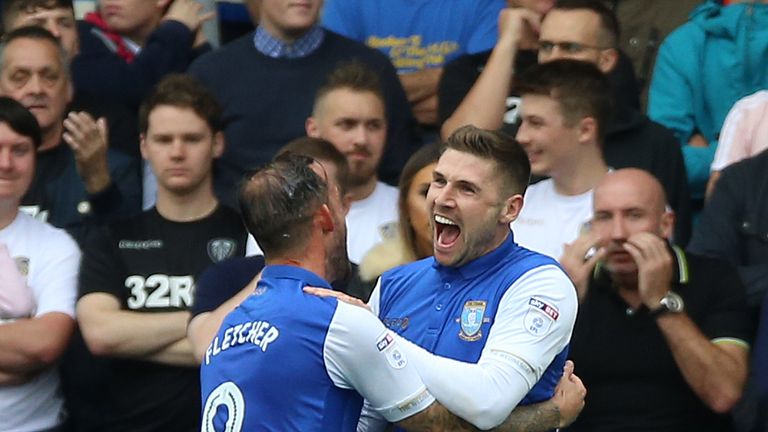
[253, 25, 325, 59]
[432, 232, 517, 280]
[261, 264, 332, 289]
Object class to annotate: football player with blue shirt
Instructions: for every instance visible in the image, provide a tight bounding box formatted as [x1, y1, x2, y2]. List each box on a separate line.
[202, 152, 584, 431]
[315, 126, 580, 430]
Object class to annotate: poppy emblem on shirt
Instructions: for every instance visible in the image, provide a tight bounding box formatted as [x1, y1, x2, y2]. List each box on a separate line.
[459, 300, 487, 341]
[208, 238, 236, 263]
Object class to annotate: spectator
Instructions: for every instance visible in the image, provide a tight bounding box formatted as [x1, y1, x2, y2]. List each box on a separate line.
[648, 0, 768, 199]
[306, 62, 398, 264]
[0, 26, 141, 241]
[359, 142, 442, 281]
[706, 90, 768, 199]
[189, 0, 418, 206]
[512, 59, 610, 260]
[74, 0, 212, 111]
[560, 168, 750, 432]
[2, 0, 79, 59]
[322, 0, 505, 129]
[0, 96, 79, 432]
[441, 0, 691, 244]
[689, 148, 768, 307]
[72, 75, 247, 431]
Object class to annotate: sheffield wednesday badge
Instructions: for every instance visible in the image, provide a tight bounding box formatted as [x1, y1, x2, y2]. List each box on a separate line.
[207, 238, 236, 263]
[459, 300, 486, 341]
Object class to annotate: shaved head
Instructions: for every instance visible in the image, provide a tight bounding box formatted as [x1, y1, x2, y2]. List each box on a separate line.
[595, 168, 668, 216]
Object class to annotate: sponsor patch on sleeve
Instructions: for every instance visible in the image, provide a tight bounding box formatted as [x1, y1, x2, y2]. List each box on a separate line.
[376, 331, 407, 369]
[524, 297, 559, 336]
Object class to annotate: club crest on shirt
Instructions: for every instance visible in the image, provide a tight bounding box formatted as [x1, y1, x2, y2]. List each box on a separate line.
[459, 300, 487, 341]
[13, 257, 29, 276]
[208, 238, 236, 263]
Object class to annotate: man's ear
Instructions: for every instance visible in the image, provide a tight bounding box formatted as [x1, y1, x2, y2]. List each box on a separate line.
[500, 194, 524, 225]
[598, 48, 619, 74]
[212, 131, 225, 158]
[578, 117, 598, 145]
[316, 204, 335, 233]
[139, 133, 148, 160]
[660, 209, 675, 240]
[305, 117, 320, 137]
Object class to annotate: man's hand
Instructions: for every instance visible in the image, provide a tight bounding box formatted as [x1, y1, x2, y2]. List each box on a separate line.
[622, 232, 674, 309]
[552, 360, 587, 428]
[62, 112, 111, 194]
[687, 133, 709, 148]
[302, 287, 370, 311]
[560, 232, 605, 302]
[498, 7, 541, 50]
[163, 0, 215, 46]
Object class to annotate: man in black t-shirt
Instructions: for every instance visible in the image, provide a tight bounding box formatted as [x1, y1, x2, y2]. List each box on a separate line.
[559, 168, 751, 432]
[70, 75, 247, 432]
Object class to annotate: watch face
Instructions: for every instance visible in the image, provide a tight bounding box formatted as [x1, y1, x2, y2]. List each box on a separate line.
[662, 292, 684, 313]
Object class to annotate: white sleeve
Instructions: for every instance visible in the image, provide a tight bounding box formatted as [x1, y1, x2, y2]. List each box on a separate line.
[356, 399, 390, 432]
[323, 300, 435, 423]
[245, 234, 264, 257]
[32, 230, 80, 318]
[394, 265, 578, 430]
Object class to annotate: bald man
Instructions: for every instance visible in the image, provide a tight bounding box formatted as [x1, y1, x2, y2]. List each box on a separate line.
[558, 168, 752, 432]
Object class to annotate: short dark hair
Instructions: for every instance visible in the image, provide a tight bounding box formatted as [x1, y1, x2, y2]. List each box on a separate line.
[239, 154, 329, 257]
[398, 142, 442, 259]
[553, 0, 620, 47]
[0, 96, 42, 148]
[515, 59, 612, 144]
[0, 26, 68, 75]
[313, 61, 386, 117]
[139, 74, 223, 134]
[276, 136, 350, 195]
[444, 125, 531, 196]
[1, 0, 73, 33]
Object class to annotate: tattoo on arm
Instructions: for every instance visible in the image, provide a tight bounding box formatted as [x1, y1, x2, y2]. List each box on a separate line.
[398, 400, 561, 432]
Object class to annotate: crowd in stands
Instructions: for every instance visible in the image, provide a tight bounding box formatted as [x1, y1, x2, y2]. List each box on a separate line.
[0, 0, 767, 430]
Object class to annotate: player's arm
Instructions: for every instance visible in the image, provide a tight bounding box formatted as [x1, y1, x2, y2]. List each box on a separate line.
[78, 292, 192, 364]
[187, 273, 261, 363]
[0, 312, 75, 375]
[441, 8, 539, 139]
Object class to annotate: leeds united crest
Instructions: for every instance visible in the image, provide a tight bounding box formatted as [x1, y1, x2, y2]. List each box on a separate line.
[459, 300, 487, 341]
[14, 257, 30, 276]
[207, 238, 236, 263]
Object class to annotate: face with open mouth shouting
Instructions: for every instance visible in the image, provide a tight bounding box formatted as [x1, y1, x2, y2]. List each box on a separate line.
[427, 149, 516, 267]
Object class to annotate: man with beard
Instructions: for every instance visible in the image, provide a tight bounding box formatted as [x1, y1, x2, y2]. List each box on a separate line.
[559, 168, 750, 431]
[305, 62, 398, 264]
[350, 125, 580, 430]
[201, 151, 585, 431]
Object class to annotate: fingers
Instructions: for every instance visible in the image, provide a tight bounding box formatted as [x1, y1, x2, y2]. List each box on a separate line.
[563, 359, 575, 376]
[198, 10, 215, 23]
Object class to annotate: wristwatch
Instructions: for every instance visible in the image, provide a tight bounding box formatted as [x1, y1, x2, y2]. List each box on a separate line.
[649, 291, 685, 318]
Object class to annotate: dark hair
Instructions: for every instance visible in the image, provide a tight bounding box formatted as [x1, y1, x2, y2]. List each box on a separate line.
[397, 142, 441, 259]
[238, 154, 329, 257]
[276, 136, 350, 195]
[0, 96, 42, 148]
[444, 125, 531, 196]
[0, 26, 68, 75]
[139, 74, 223, 134]
[313, 61, 386, 117]
[553, 0, 620, 47]
[1, 0, 73, 32]
[515, 59, 612, 144]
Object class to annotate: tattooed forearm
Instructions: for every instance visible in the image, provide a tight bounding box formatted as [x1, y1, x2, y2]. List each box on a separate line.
[397, 400, 561, 432]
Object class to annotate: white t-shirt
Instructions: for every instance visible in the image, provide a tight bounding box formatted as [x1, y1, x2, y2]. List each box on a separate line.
[512, 179, 593, 260]
[0, 212, 80, 432]
[346, 182, 399, 264]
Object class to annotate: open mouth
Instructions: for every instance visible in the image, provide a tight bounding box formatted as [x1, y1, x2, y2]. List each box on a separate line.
[434, 214, 461, 248]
